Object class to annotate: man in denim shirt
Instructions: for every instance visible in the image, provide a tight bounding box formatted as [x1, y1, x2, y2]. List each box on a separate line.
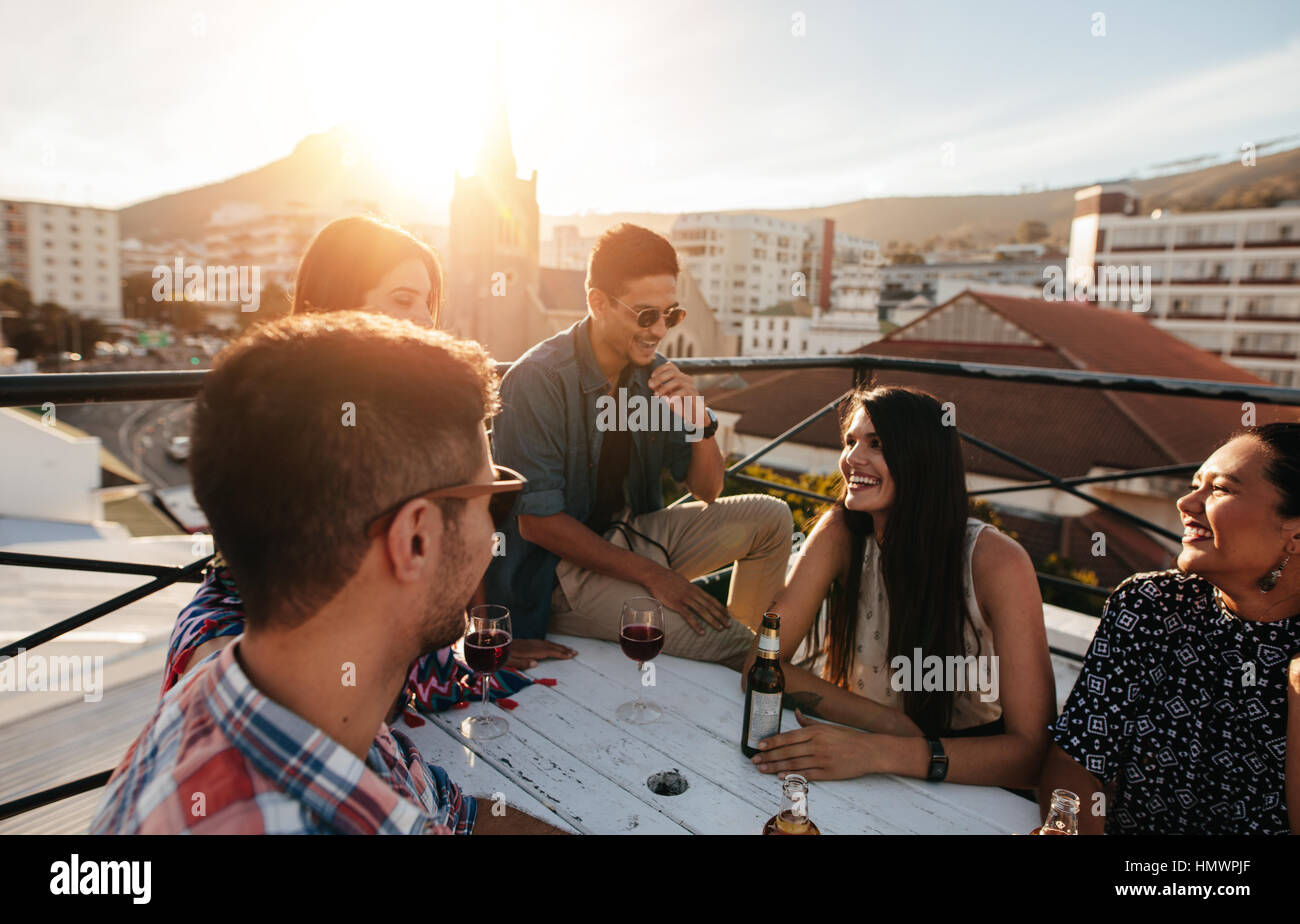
[486, 224, 792, 667]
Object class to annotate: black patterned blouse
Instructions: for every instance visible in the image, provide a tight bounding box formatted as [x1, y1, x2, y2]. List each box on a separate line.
[1052, 570, 1300, 834]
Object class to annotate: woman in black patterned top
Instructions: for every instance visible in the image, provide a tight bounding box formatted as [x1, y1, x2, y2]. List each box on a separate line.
[1042, 423, 1300, 834]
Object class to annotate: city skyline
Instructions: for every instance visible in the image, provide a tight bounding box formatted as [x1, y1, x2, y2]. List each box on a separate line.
[2, 0, 1299, 218]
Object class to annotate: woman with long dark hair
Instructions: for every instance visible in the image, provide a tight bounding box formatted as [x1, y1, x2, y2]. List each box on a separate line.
[163, 216, 573, 695]
[748, 385, 1054, 788]
[1041, 423, 1300, 834]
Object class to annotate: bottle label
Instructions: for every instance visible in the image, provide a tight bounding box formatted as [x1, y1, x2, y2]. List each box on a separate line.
[758, 633, 780, 654]
[746, 692, 782, 748]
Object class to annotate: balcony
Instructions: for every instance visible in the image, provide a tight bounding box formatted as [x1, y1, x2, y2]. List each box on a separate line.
[1, 355, 1298, 829]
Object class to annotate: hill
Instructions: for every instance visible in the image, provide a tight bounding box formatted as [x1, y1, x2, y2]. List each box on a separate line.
[121, 134, 1300, 250]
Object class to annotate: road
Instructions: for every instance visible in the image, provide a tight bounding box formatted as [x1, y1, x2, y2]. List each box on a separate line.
[58, 399, 193, 490]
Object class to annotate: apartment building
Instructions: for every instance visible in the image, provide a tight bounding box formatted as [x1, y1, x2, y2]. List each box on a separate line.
[204, 201, 331, 290]
[1069, 183, 1300, 386]
[0, 199, 122, 321]
[671, 213, 812, 336]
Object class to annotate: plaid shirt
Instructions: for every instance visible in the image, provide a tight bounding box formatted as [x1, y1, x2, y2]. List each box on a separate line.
[91, 643, 477, 834]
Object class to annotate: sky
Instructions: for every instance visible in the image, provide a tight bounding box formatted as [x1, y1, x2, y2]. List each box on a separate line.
[2, 0, 1299, 220]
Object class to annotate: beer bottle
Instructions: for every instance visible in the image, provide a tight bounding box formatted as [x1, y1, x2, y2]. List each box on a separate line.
[761, 773, 820, 835]
[1034, 789, 1080, 835]
[742, 612, 783, 758]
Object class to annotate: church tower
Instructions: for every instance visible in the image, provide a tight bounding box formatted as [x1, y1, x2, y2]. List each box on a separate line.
[446, 47, 542, 361]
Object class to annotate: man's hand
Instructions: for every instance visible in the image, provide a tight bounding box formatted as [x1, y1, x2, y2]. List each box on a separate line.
[642, 566, 732, 634]
[648, 362, 705, 429]
[508, 638, 577, 670]
[750, 709, 880, 781]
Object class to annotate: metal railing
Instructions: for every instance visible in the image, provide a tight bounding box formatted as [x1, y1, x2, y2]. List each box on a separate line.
[2, 353, 1298, 821]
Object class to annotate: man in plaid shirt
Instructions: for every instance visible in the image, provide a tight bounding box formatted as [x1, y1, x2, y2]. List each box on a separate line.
[91, 312, 564, 835]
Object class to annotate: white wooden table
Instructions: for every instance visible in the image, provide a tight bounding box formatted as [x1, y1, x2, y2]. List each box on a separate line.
[402, 635, 1042, 835]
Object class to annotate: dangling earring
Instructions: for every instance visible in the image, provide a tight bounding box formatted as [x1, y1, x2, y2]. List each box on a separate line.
[1259, 555, 1291, 593]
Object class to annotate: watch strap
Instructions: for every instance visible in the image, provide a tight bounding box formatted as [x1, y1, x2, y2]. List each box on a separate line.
[925, 737, 948, 782]
[701, 407, 719, 440]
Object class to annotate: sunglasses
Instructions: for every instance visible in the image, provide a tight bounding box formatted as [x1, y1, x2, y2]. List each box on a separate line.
[608, 292, 686, 330]
[365, 464, 527, 537]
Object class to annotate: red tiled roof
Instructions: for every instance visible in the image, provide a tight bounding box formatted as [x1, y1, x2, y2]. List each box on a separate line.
[710, 291, 1298, 480]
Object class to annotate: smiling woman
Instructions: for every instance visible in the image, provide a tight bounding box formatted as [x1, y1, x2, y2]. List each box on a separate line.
[1042, 422, 1300, 834]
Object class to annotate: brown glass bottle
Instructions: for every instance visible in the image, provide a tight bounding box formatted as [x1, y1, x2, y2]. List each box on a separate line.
[762, 773, 820, 835]
[741, 612, 783, 758]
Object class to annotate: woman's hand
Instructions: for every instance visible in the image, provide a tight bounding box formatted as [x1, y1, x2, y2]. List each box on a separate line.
[750, 709, 882, 780]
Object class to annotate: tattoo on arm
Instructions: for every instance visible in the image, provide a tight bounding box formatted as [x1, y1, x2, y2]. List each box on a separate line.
[784, 691, 822, 717]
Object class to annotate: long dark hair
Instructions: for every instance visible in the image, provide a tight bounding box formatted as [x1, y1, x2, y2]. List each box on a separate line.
[1239, 422, 1300, 517]
[817, 385, 975, 736]
[293, 216, 443, 322]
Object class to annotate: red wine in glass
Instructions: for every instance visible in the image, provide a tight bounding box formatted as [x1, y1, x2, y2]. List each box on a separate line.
[617, 597, 664, 724]
[460, 605, 511, 740]
[619, 624, 664, 662]
[464, 629, 512, 674]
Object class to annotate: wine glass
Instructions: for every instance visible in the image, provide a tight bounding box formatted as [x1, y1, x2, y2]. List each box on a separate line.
[616, 596, 664, 724]
[460, 605, 512, 740]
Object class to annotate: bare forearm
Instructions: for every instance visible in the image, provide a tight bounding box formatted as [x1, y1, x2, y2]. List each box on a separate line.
[683, 436, 724, 503]
[519, 512, 661, 586]
[877, 729, 1047, 791]
[1037, 743, 1107, 834]
[780, 662, 922, 737]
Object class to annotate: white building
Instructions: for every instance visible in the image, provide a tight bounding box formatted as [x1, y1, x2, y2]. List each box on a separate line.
[119, 237, 206, 279]
[205, 201, 331, 290]
[672, 213, 884, 351]
[743, 302, 813, 355]
[802, 219, 884, 353]
[882, 257, 1063, 298]
[0, 199, 122, 321]
[1068, 184, 1300, 386]
[540, 225, 595, 271]
[671, 213, 812, 336]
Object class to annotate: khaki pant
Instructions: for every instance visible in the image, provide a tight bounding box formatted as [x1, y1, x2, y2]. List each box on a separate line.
[551, 494, 792, 668]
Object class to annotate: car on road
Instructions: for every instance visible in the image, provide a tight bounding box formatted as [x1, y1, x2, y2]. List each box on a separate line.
[166, 435, 191, 462]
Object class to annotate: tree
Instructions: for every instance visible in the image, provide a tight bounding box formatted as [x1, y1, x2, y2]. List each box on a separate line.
[1016, 220, 1049, 244]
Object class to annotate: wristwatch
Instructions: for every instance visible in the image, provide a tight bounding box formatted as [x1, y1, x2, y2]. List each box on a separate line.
[701, 407, 719, 440]
[925, 737, 948, 782]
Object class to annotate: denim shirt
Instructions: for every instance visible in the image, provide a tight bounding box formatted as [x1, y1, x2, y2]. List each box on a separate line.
[485, 316, 693, 638]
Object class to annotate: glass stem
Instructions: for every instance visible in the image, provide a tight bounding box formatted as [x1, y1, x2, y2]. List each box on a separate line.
[481, 672, 490, 716]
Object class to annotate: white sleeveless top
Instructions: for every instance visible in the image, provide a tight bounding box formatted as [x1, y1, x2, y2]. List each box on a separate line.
[848, 518, 1002, 730]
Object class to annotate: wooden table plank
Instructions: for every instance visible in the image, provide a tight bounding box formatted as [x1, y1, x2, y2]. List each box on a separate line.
[397, 717, 579, 833]
[421, 685, 688, 835]
[429, 675, 771, 834]
[540, 635, 1040, 834]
